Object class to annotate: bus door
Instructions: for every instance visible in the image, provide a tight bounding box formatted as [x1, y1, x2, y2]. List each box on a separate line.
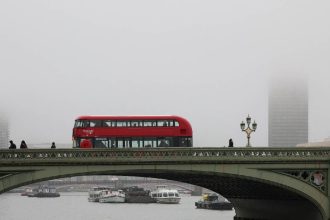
[94, 138, 109, 148]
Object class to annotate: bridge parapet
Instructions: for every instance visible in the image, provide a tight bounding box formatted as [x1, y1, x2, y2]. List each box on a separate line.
[0, 147, 329, 164]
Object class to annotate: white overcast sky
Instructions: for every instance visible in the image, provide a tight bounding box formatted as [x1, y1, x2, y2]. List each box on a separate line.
[0, 0, 329, 147]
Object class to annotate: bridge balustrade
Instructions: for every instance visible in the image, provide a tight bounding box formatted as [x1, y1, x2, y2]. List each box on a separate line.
[0, 147, 329, 164]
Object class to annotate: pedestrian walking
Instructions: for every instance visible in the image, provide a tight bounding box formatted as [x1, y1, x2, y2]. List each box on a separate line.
[228, 138, 234, 147]
[51, 142, 56, 149]
[20, 140, 28, 149]
[9, 140, 16, 149]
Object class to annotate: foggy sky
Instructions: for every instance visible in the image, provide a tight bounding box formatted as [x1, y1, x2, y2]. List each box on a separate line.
[1, 0, 330, 147]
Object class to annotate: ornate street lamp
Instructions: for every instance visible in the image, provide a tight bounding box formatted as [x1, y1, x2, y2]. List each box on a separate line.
[240, 114, 257, 147]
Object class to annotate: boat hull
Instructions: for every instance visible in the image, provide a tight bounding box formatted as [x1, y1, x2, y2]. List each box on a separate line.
[28, 192, 60, 198]
[125, 196, 156, 203]
[99, 196, 125, 203]
[88, 197, 99, 202]
[195, 193, 233, 210]
[157, 197, 181, 204]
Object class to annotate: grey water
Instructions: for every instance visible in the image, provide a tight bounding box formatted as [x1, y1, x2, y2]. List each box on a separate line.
[0, 193, 235, 220]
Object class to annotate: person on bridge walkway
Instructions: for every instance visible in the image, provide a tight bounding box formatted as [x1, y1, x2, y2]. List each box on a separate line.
[228, 138, 234, 147]
[20, 140, 28, 149]
[9, 140, 17, 149]
[51, 142, 56, 149]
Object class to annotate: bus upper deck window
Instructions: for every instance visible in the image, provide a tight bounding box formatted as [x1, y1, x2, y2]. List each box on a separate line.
[81, 121, 90, 127]
[104, 120, 115, 127]
[89, 121, 96, 127]
[158, 120, 175, 127]
[168, 120, 174, 127]
[89, 120, 102, 127]
[158, 120, 169, 127]
[75, 120, 84, 128]
[131, 121, 142, 127]
[117, 121, 128, 127]
[143, 121, 155, 127]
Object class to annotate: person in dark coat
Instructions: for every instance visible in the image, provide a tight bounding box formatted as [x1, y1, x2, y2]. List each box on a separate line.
[51, 142, 56, 149]
[9, 140, 17, 149]
[20, 140, 28, 149]
[228, 138, 234, 147]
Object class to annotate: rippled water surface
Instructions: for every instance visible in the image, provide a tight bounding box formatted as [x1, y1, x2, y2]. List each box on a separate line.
[0, 193, 235, 220]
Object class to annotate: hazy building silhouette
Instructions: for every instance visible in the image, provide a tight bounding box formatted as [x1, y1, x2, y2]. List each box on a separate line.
[0, 116, 9, 149]
[268, 77, 308, 147]
[296, 137, 330, 147]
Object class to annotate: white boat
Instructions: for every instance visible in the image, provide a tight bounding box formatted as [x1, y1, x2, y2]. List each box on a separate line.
[150, 185, 181, 204]
[88, 186, 111, 202]
[21, 187, 33, 196]
[27, 186, 60, 198]
[98, 189, 126, 203]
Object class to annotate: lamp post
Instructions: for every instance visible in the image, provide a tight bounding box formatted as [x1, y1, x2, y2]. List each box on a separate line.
[240, 115, 257, 147]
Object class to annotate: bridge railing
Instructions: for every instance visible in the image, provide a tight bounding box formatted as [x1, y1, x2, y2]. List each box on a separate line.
[0, 147, 329, 165]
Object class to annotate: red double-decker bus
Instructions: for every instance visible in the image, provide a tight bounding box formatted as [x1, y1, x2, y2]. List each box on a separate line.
[72, 115, 193, 148]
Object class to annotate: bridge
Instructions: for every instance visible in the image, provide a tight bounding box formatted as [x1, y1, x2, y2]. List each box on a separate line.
[0, 147, 329, 220]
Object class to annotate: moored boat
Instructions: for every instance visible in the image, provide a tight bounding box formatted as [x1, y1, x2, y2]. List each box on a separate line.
[27, 186, 60, 198]
[88, 186, 112, 202]
[195, 193, 233, 210]
[150, 185, 181, 204]
[21, 187, 33, 196]
[122, 186, 156, 203]
[98, 189, 125, 203]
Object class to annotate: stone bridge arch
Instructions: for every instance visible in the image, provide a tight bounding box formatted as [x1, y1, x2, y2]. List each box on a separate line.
[1, 163, 327, 220]
[1, 147, 329, 220]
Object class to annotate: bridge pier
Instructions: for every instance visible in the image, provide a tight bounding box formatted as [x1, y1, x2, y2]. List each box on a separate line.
[231, 199, 323, 220]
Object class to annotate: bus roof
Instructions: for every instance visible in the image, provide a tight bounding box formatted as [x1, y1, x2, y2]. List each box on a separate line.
[75, 115, 189, 121]
[75, 115, 192, 130]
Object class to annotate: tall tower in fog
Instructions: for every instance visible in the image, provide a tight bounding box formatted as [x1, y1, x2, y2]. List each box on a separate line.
[268, 76, 308, 147]
[0, 115, 9, 148]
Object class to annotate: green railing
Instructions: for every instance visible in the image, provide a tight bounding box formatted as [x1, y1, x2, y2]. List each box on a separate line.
[1, 147, 329, 165]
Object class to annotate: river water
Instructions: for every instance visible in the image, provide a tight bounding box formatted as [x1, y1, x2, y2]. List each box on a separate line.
[0, 193, 235, 220]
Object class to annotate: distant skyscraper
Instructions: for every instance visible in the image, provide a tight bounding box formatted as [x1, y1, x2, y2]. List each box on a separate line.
[0, 116, 9, 149]
[268, 77, 308, 147]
